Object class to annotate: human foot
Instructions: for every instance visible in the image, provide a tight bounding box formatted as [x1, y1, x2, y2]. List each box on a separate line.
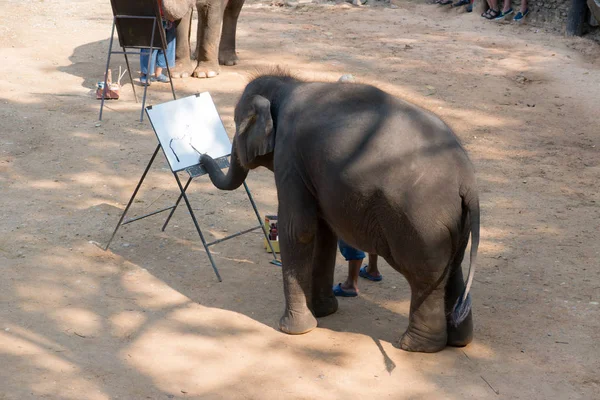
[359, 265, 382, 281]
[333, 283, 357, 297]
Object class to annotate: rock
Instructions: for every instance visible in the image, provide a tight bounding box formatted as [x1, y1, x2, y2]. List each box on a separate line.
[338, 74, 356, 83]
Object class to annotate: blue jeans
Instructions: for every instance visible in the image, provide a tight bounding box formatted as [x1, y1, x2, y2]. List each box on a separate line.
[140, 21, 176, 76]
[338, 239, 365, 261]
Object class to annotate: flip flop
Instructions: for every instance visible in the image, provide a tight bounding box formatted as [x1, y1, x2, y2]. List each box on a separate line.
[359, 266, 383, 282]
[333, 283, 358, 297]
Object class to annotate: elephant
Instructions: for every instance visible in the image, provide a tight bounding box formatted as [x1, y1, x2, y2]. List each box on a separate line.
[199, 69, 480, 353]
[161, 0, 244, 79]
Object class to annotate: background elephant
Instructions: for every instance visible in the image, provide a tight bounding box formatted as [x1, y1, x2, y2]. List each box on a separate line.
[162, 0, 244, 78]
[200, 70, 480, 353]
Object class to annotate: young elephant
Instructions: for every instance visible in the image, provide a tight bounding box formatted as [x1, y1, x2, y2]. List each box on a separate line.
[200, 70, 480, 353]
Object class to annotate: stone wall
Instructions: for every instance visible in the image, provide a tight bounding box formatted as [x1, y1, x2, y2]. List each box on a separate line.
[505, 0, 598, 31]
[523, 0, 570, 29]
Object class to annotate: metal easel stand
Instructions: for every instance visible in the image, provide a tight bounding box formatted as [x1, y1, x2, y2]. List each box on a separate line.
[98, 15, 177, 122]
[103, 145, 279, 282]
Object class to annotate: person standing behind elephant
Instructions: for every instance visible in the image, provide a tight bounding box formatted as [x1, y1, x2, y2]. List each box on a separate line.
[139, 0, 177, 84]
[333, 240, 382, 297]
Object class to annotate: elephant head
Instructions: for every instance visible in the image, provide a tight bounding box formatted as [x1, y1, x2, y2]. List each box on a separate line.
[160, 0, 194, 21]
[200, 93, 275, 190]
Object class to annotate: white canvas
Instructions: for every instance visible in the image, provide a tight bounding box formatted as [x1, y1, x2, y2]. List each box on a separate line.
[146, 92, 232, 172]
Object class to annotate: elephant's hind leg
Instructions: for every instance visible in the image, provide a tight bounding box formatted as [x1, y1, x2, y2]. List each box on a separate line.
[399, 280, 448, 353]
[310, 218, 338, 318]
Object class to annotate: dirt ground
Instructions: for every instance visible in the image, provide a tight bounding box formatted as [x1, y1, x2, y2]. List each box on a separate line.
[1, 0, 600, 398]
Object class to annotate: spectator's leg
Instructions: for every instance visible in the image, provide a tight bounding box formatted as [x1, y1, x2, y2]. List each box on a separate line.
[337, 240, 365, 294]
[366, 253, 381, 277]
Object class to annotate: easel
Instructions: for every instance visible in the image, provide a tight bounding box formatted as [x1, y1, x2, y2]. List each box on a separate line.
[104, 93, 279, 282]
[99, 0, 177, 122]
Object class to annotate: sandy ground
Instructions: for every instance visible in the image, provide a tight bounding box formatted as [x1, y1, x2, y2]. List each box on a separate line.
[1, 0, 600, 399]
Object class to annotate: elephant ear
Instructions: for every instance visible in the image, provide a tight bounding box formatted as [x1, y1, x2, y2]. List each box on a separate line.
[236, 95, 275, 167]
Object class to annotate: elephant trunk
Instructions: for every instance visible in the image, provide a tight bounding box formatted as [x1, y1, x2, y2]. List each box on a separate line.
[200, 139, 249, 191]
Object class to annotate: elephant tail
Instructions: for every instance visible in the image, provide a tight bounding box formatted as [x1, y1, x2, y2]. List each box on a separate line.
[451, 185, 480, 327]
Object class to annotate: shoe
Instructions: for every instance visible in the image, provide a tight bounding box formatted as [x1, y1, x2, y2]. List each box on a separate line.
[482, 8, 500, 19]
[152, 74, 170, 83]
[513, 9, 529, 21]
[333, 283, 358, 297]
[494, 7, 513, 20]
[359, 265, 383, 282]
[139, 75, 149, 85]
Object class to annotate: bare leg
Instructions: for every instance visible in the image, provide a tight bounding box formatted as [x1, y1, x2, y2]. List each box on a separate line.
[520, 0, 528, 12]
[365, 253, 381, 277]
[340, 259, 362, 294]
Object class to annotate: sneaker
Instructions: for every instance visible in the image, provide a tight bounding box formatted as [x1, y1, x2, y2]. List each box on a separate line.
[494, 7, 513, 20]
[513, 9, 529, 22]
[151, 74, 170, 83]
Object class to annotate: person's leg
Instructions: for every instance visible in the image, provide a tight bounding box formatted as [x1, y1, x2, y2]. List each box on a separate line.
[336, 239, 365, 295]
[501, 0, 512, 12]
[514, 0, 529, 20]
[139, 48, 151, 83]
[482, 0, 499, 17]
[366, 253, 381, 277]
[154, 23, 176, 82]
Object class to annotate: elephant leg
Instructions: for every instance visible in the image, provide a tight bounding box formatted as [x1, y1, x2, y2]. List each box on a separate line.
[445, 230, 474, 347]
[277, 185, 319, 335]
[192, 0, 223, 78]
[399, 274, 449, 353]
[219, 0, 244, 66]
[310, 218, 338, 319]
[172, 7, 194, 78]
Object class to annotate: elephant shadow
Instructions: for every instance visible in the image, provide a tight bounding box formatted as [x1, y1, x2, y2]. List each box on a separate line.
[84, 202, 411, 352]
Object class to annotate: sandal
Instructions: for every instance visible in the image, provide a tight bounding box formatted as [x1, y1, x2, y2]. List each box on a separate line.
[359, 266, 383, 282]
[438, 0, 453, 4]
[482, 8, 500, 19]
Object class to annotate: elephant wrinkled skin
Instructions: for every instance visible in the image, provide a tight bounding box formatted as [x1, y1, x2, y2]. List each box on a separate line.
[200, 70, 481, 353]
[162, 0, 244, 78]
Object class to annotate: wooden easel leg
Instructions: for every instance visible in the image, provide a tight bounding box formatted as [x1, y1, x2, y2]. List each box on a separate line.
[99, 17, 117, 121]
[104, 144, 162, 251]
[172, 171, 223, 282]
[123, 49, 138, 103]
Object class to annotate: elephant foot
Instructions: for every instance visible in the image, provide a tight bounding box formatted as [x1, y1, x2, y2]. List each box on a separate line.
[312, 295, 338, 318]
[446, 311, 473, 347]
[219, 49, 239, 66]
[169, 60, 193, 79]
[192, 61, 220, 79]
[398, 326, 447, 353]
[279, 309, 318, 335]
